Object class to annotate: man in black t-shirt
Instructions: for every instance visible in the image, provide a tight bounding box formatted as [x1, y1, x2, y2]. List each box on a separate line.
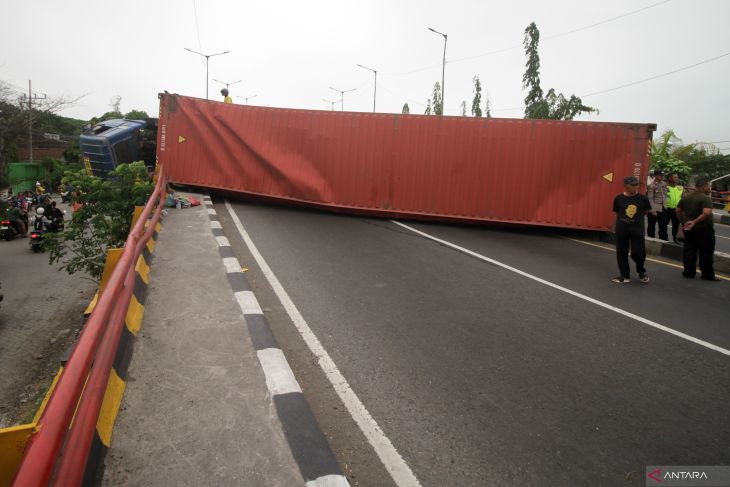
[612, 176, 655, 283]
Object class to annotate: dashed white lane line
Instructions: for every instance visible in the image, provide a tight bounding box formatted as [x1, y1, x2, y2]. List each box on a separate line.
[391, 220, 730, 357]
[224, 201, 422, 487]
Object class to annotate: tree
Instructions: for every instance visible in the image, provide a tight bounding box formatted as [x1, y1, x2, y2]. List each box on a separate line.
[432, 82, 443, 115]
[402, 103, 410, 114]
[485, 90, 492, 118]
[44, 161, 153, 279]
[460, 101, 467, 116]
[110, 95, 122, 113]
[424, 99, 432, 115]
[522, 22, 545, 119]
[471, 75, 482, 117]
[0, 79, 84, 183]
[522, 22, 596, 120]
[650, 129, 693, 181]
[124, 109, 149, 120]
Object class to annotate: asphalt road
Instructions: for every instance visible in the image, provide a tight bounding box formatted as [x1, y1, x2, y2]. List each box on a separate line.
[0, 200, 96, 427]
[219, 199, 730, 487]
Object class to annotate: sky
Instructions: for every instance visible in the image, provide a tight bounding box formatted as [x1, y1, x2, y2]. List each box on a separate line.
[1, 0, 729, 152]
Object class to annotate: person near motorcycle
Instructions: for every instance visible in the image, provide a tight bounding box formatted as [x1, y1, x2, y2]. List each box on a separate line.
[33, 207, 54, 232]
[6, 204, 28, 236]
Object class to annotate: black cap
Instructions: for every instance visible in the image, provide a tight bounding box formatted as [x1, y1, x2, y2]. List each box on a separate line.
[623, 176, 639, 185]
[653, 169, 664, 176]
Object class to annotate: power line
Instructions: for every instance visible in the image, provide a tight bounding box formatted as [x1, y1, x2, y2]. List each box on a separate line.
[192, 0, 203, 51]
[581, 51, 730, 98]
[382, 0, 672, 76]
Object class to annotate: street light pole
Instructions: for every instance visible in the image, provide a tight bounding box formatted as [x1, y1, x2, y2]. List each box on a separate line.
[356, 64, 377, 112]
[213, 79, 242, 91]
[428, 27, 447, 115]
[244, 94, 258, 105]
[184, 48, 231, 99]
[322, 98, 338, 111]
[329, 86, 356, 112]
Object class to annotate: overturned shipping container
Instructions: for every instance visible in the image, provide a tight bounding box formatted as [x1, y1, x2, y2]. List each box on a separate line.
[157, 94, 655, 231]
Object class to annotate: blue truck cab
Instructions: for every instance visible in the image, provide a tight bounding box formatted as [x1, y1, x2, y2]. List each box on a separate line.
[79, 118, 157, 178]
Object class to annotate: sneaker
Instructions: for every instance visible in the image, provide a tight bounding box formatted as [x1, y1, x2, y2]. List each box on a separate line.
[612, 276, 630, 283]
[639, 273, 650, 283]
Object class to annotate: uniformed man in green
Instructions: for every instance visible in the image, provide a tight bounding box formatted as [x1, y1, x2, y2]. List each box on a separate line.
[677, 178, 719, 281]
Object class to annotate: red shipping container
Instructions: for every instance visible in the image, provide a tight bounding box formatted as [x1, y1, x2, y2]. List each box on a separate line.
[157, 94, 655, 231]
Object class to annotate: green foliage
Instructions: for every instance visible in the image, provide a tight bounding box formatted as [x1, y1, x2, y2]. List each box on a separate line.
[432, 82, 443, 116]
[124, 109, 149, 120]
[650, 130, 692, 181]
[460, 101, 467, 116]
[424, 99, 432, 115]
[522, 22, 596, 120]
[472, 75, 482, 117]
[44, 161, 153, 279]
[402, 103, 410, 114]
[89, 111, 123, 125]
[485, 91, 492, 118]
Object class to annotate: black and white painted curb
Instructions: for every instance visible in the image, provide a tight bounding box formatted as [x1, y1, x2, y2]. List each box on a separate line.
[203, 195, 349, 487]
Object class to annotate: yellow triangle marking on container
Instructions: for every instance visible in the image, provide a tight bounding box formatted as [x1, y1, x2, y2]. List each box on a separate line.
[602, 172, 614, 183]
[178, 135, 186, 143]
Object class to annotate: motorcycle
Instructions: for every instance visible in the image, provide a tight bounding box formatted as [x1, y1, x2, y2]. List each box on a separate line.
[1, 220, 20, 241]
[29, 229, 44, 252]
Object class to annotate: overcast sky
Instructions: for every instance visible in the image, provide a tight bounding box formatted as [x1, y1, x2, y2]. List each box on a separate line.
[1, 0, 729, 152]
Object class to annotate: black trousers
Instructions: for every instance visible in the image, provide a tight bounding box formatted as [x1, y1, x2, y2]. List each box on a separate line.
[666, 208, 680, 240]
[647, 210, 669, 240]
[682, 226, 716, 279]
[616, 227, 647, 278]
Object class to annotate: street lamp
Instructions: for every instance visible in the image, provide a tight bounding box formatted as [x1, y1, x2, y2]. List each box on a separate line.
[213, 79, 242, 91]
[329, 86, 356, 112]
[356, 64, 377, 112]
[322, 98, 339, 111]
[243, 94, 258, 105]
[428, 27, 447, 115]
[184, 48, 231, 100]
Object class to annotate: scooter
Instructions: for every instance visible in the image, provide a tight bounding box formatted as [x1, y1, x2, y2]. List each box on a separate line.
[29, 229, 44, 252]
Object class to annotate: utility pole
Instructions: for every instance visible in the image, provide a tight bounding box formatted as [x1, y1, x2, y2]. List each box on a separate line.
[356, 64, 377, 112]
[23, 80, 47, 163]
[329, 87, 356, 112]
[428, 27, 448, 115]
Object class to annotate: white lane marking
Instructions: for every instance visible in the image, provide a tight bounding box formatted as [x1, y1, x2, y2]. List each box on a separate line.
[235, 290, 263, 315]
[210, 220, 222, 229]
[305, 474, 350, 487]
[225, 201, 422, 487]
[257, 348, 302, 396]
[216, 236, 231, 247]
[207, 208, 217, 215]
[222, 257, 242, 274]
[391, 220, 730, 357]
[717, 235, 730, 240]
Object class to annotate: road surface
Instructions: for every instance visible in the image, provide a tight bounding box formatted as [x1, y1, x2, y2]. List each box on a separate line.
[0, 200, 96, 427]
[215, 198, 729, 487]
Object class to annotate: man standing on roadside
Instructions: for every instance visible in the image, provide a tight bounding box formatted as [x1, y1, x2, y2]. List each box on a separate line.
[647, 169, 668, 240]
[665, 173, 684, 243]
[677, 178, 719, 281]
[612, 176, 655, 283]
